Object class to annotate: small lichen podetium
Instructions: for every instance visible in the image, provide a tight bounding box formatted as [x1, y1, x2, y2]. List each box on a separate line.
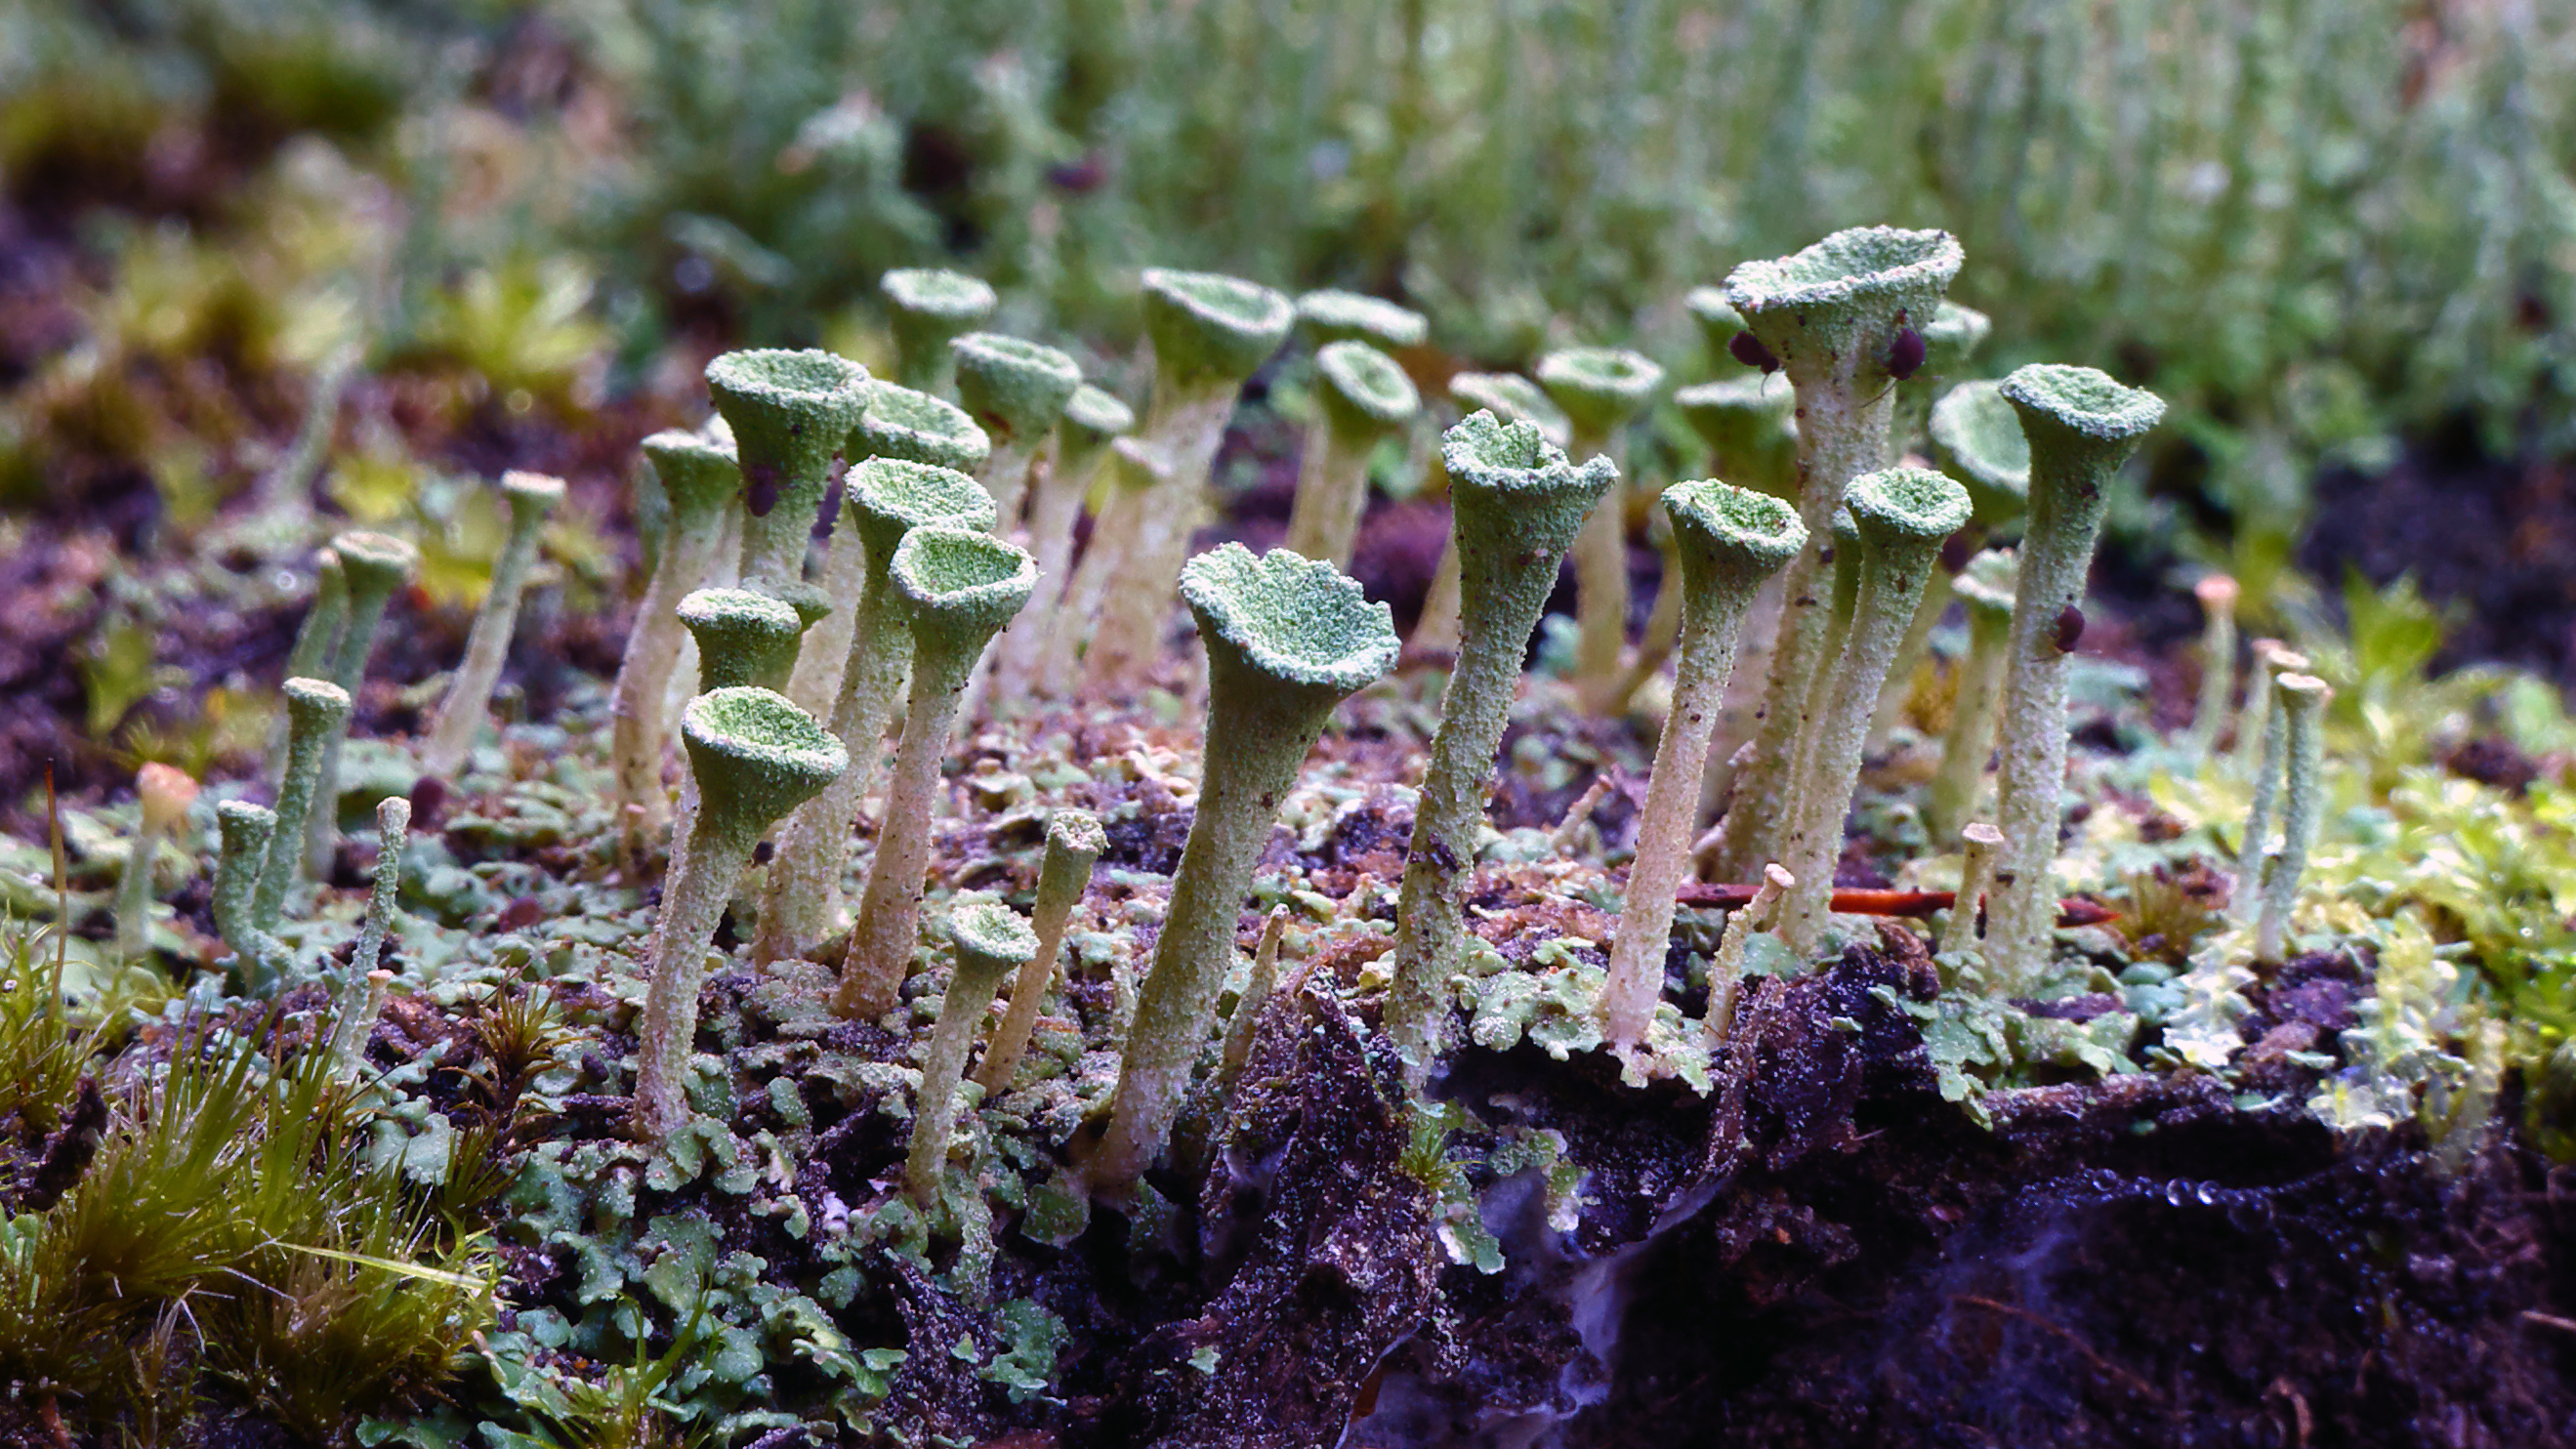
[422, 470, 564, 776]
[993, 385, 1134, 700]
[305, 530, 417, 880]
[788, 382, 992, 716]
[113, 763, 197, 963]
[835, 527, 1035, 1019]
[1924, 549, 2020, 846]
[950, 331, 1083, 523]
[1283, 340, 1421, 568]
[634, 686, 845, 1144]
[905, 898, 1039, 1204]
[977, 809, 1107, 1095]
[1092, 545, 1396, 1193]
[1983, 363, 2165, 990]
[2184, 574, 2241, 761]
[1535, 346, 1666, 714]
[1600, 480, 1806, 1059]
[1388, 413, 1618, 1069]
[704, 348, 871, 590]
[213, 800, 284, 984]
[2255, 673, 2334, 966]
[611, 431, 742, 845]
[1294, 289, 1429, 351]
[1708, 227, 1963, 884]
[1414, 372, 1572, 656]
[760, 460, 997, 966]
[254, 677, 353, 943]
[882, 268, 997, 397]
[1086, 269, 1294, 689]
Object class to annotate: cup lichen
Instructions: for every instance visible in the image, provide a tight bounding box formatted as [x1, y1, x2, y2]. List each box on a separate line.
[704, 348, 871, 588]
[835, 527, 1036, 1018]
[883, 268, 998, 397]
[949, 331, 1083, 521]
[1388, 414, 1618, 1065]
[904, 898, 1039, 1204]
[1982, 363, 2165, 987]
[1282, 340, 1421, 568]
[1600, 479, 1806, 1056]
[611, 430, 743, 842]
[1536, 345, 1666, 711]
[634, 686, 846, 1143]
[423, 470, 565, 775]
[1092, 544, 1395, 1191]
[976, 809, 1107, 1095]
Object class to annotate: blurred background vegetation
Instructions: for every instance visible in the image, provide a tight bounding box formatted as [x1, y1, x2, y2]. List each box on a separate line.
[1, 0, 2571, 632]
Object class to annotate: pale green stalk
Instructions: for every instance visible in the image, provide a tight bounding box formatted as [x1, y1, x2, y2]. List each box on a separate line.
[256, 677, 353, 937]
[883, 269, 997, 397]
[1086, 269, 1293, 690]
[2233, 640, 2304, 779]
[1413, 373, 1571, 655]
[1217, 905, 1291, 1093]
[612, 432, 741, 845]
[2255, 674, 2333, 965]
[976, 810, 1106, 1095]
[759, 462, 996, 966]
[268, 547, 344, 774]
[1093, 546, 1395, 1192]
[1537, 346, 1665, 713]
[786, 383, 990, 716]
[905, 900, 1038, 1204]
[1984, 365, 2165, 989]
[423, 471, 564, 775]
[304, 531, 417, 880]
[1601, 481, 1806, 1055]
[1706, 861, 1792, 1045]
[114, 764, 196, 963]
[2184, 574, 2241, 761]
[327, 796, 408, 1077]
[706, 349, 871, 589]
[634, 687, 845, 1143]
[1708, 228, 1963, 884]
[1284, 341, 1420, 567]
[1045, 437, 1166, 692]
[1942, 821, 2007, 957]
[835, 529, 1035, 1018]
[995, 386, 1132, 698]
[1777, 468, 1968, 957]
[213, 801, 286, 989]
[951, 331, 1083, 524]
[1387, 416, 1616, 1066]
[1924, 549, 2019, 845]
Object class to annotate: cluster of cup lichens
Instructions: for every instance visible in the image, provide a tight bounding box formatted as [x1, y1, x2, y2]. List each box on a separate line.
[145, 225, 2358, 1212]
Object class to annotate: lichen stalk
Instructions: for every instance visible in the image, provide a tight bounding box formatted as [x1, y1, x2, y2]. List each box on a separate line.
[1093, 545, 1395, 1192]
[977, 810, 1107, 1095]
[1218, 905, 1292, 1093]
[423, 472, 564, 775]
[1283, 341, 1420, 568]
[213, 801, 286, 987]
[611, 432, 742, 845]
[1924, 549, 2019, 845]
[760, 462, 996, 966]
[2255, 674, 2332, 965]
[2233, 639, 2304, 780]
[1983, 365, 2165, 989]
[1045, 437, 1166, 692]
[705, 349, 871, 589]
[905, 900, 1039, 1204]
[1943, 821, 2007, 957]
[327, 796, 408, 1077]
[1084, 269, 1294, 690]
[950, 331, 1083, 523]
[635, 687, 845, 1144]
[1708, 228, 1964, 884]
[1537, 347, 1665, 712]
[114, 764, 196, 963]
[995, 386, 1132, 698]
[883, 269, 997, 397]
[1413, 373, 1571, 656]
[834, 529, 1035, 1017]
[1387, 417, 1616, 1066]
[254, 677, 353, 937]
[1602, 481, 1807, 1054]
[305, 531, 418, 880]
[786, 384, 990, 715]
[2185, 574, 2242, 760]
[1776, 470, 1967, 957]
[1706, 862, 1793, 1045]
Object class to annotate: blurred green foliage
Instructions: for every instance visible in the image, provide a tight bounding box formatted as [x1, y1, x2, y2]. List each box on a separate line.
[5, 0, 2572, 544]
